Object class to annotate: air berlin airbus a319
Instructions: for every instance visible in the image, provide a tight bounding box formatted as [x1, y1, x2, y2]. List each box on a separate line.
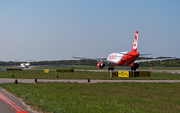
[73, 31, 177, 71]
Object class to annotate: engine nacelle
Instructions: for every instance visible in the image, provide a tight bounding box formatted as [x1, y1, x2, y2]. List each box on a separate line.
[97, 62, 105, 69]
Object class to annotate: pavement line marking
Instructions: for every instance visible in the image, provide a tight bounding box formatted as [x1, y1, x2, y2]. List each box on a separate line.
[0, 93, 28, 113]
[0, 93, 23, 111]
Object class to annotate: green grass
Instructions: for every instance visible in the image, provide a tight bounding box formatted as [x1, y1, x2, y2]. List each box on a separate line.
[1, 82, 180, 113]
[0, 70, 110, 79]
[136, 67, 180, 70]
[0, 70, 180, 80]
[36, 65, 103, 70]
[150, 73, 180, 80]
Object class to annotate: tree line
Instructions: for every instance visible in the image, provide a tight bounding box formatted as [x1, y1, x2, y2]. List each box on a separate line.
[0, 57, 179, 67]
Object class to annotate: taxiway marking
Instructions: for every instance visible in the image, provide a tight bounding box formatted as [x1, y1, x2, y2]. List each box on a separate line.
[0, 93, 28, 113]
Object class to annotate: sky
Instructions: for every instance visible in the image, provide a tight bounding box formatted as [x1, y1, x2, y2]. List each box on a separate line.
[0, 0, 180, 61]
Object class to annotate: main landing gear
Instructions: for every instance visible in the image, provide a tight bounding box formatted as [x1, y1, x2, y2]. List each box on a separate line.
[131, 63, 139, 71]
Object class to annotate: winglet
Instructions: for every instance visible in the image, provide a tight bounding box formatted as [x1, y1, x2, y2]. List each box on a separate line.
[72, 56, 74, 58]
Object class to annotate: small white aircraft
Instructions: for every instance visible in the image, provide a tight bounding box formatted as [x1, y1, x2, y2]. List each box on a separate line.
[20, 61, 30, 68]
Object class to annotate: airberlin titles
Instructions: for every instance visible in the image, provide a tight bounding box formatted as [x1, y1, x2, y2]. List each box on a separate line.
[108, 54, 117, 60]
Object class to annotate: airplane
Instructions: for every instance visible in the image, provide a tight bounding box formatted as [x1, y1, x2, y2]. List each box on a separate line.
[73, 30, 177, 71]
[20, 61, 30, 68]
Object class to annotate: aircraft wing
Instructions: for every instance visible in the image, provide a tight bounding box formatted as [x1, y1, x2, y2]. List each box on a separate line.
[134, 57, 178, 63]
[72, 56, 117, 64]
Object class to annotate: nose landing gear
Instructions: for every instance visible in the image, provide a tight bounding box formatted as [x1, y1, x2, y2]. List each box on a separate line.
[108, 65, 115, 71]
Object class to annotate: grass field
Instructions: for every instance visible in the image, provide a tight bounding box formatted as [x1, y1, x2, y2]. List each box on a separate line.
[0, 69, 180, 80]
[1, 82, 180, 113]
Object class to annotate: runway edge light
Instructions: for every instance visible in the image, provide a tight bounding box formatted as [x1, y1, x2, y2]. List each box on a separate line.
[15, 79, 18, 85]
[35, 78, 37, 84]
[87, 78, 90, 84]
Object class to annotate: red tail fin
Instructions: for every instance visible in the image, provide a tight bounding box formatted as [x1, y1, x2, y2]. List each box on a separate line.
[131, 30, 138, 52]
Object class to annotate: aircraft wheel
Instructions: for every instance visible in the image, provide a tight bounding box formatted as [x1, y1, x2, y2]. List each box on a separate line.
[108, 67, 114, 71]
[131, 67, 133, 71]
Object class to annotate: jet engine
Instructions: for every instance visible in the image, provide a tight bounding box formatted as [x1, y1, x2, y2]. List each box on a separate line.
[97, 62, 105, 69]
[130, 63, 139, 71]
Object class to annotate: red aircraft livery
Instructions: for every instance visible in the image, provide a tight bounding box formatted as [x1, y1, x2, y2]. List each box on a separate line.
[73, 31, 177, 71]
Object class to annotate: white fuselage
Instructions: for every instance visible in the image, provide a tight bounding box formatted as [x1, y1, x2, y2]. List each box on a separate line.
[107, 52, 128, 63]
[20, 62, 30, 68]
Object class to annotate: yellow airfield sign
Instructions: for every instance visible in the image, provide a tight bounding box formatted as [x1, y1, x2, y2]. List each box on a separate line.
[112, 72, 118, 77]
[139, 71, 151, 77]
[129, 71, 139, 77]
[118, 71, 129, 77]
[44, 69, 49, 73]
[111, 71, 151, 78]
